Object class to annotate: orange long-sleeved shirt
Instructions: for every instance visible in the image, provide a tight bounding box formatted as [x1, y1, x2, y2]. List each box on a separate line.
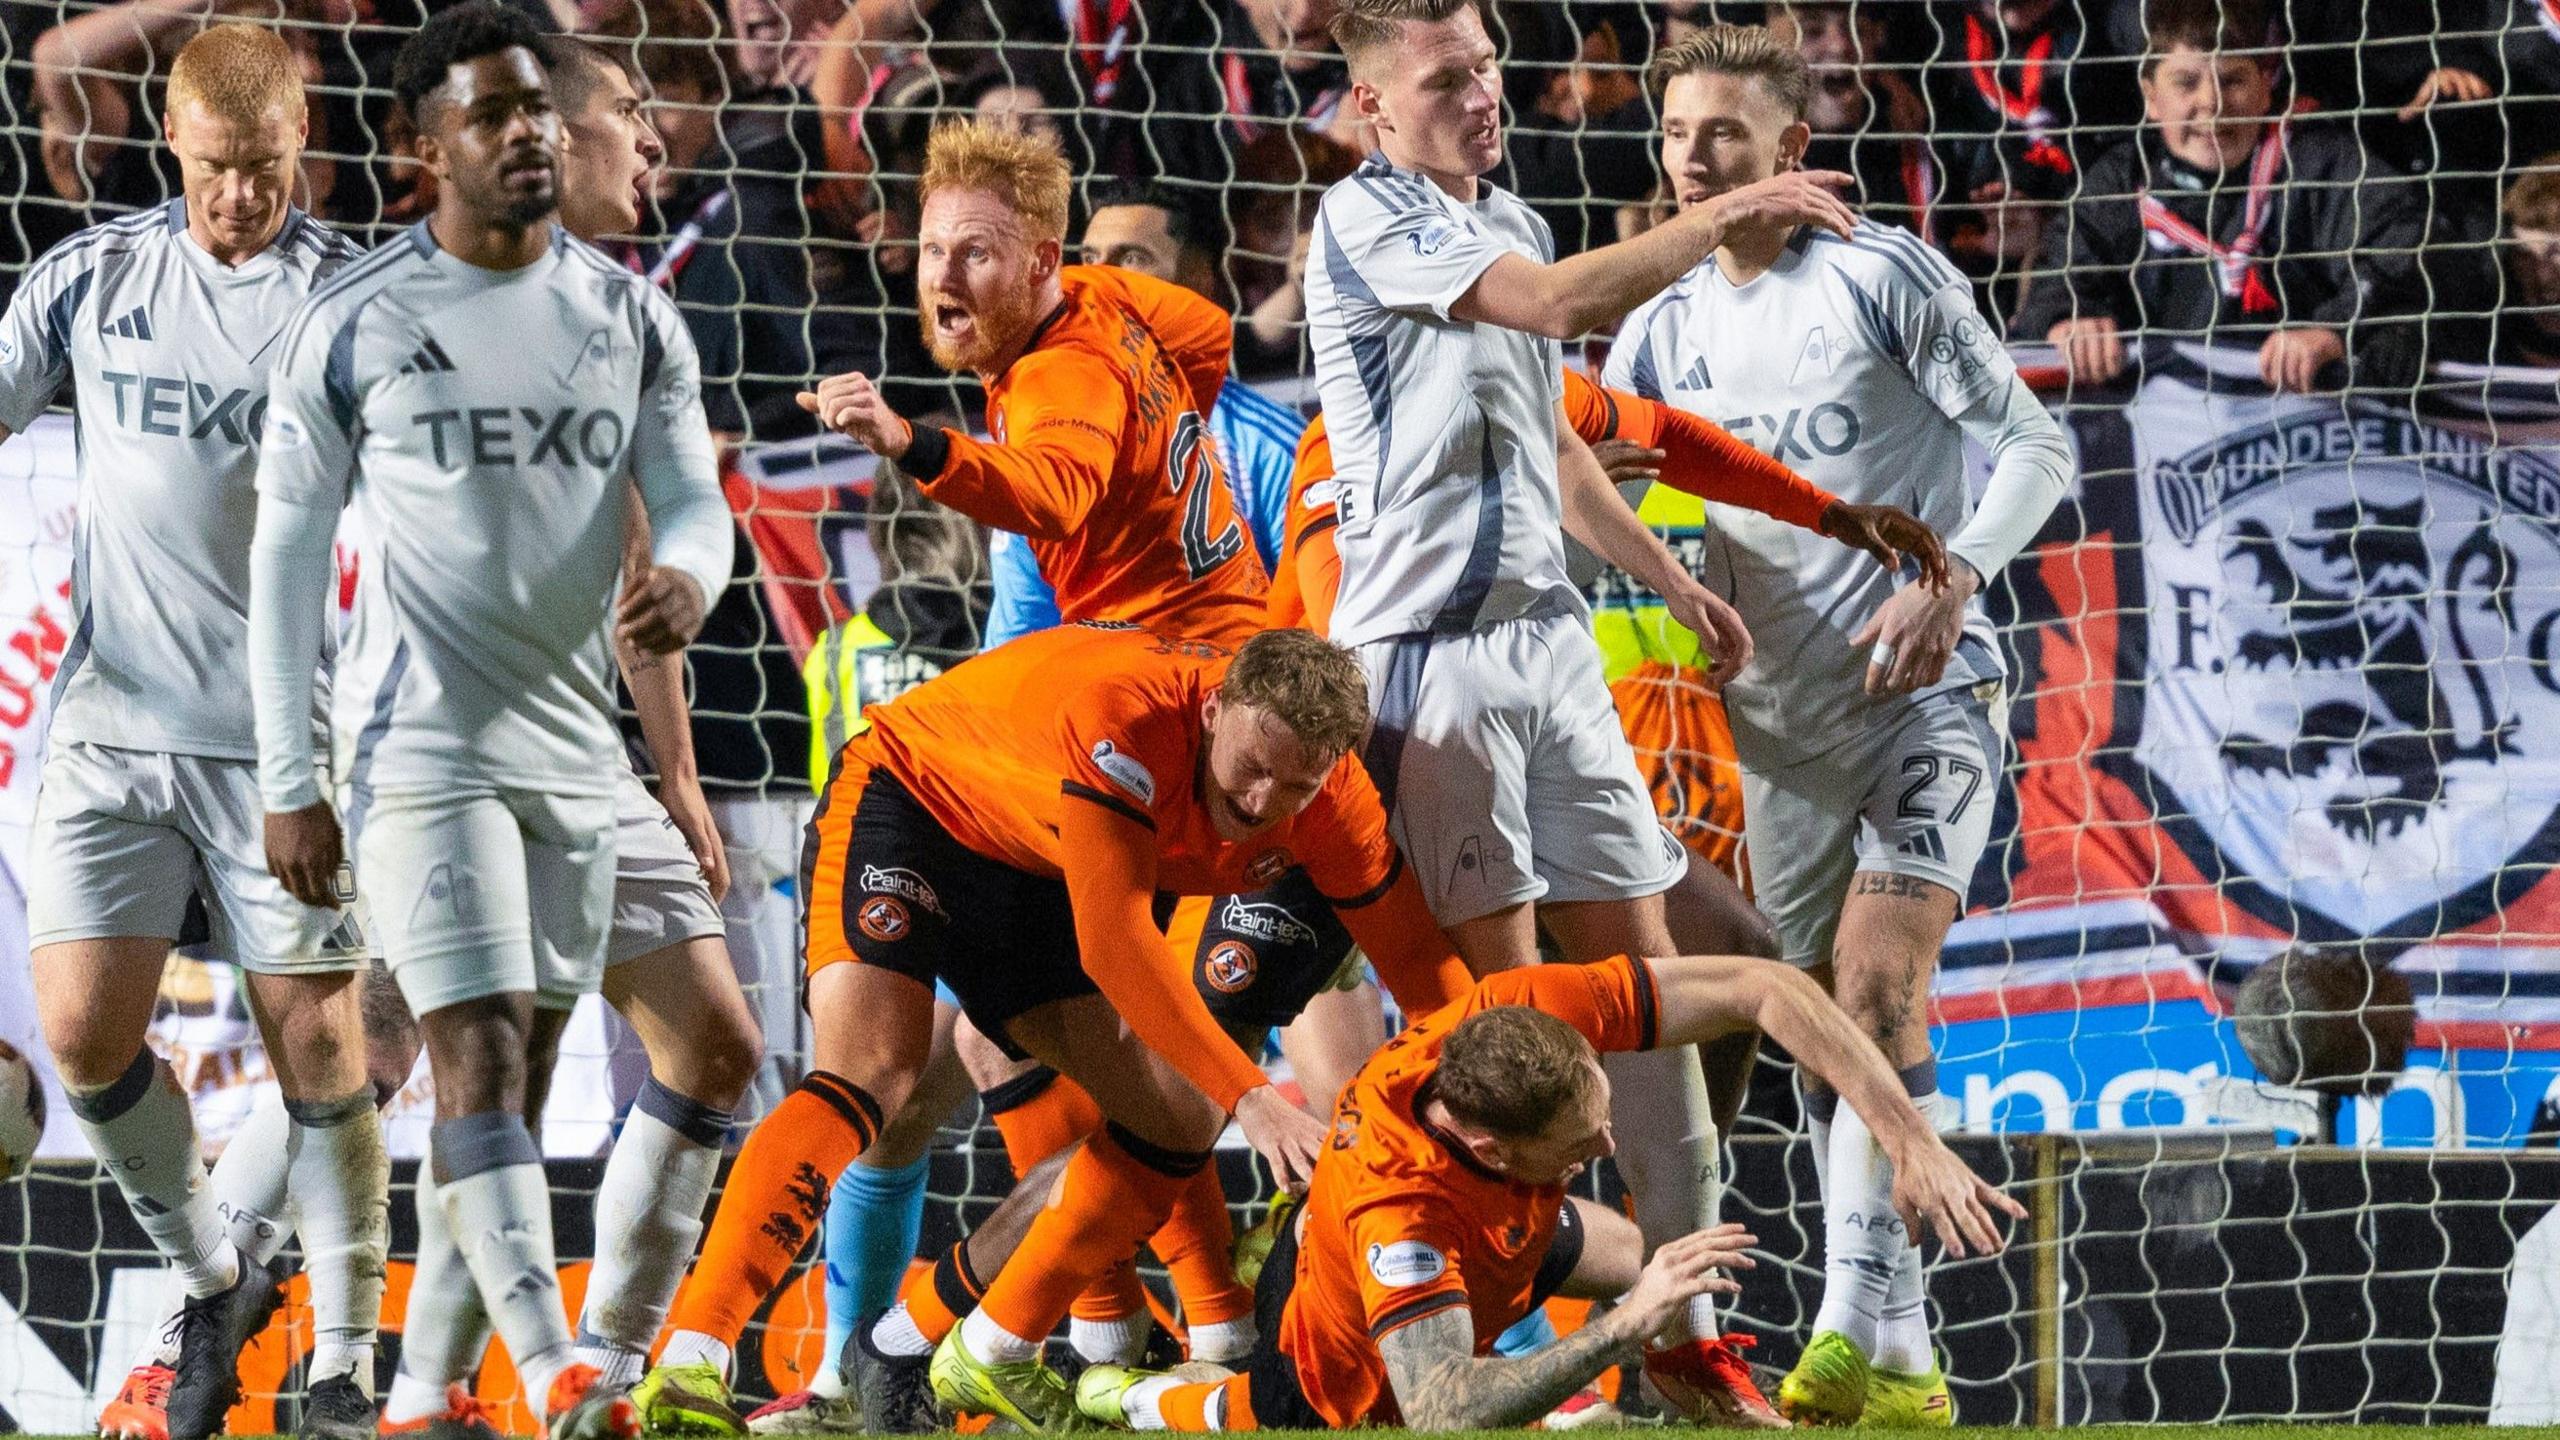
[1267, 370, 1839, 634]
[818, 622, 1468, 1109]
[906, 266, 1268, 643]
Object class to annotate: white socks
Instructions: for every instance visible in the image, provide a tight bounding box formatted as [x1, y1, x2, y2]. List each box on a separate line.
[657, 1330, 733, 1374]
[1070, 1313, 1151, 1365]
[1187, 1315, 1258, 1365]
[1601, 1046, 1720, 1340]
[961, 1307, 1040, 1364]
[576, 1077, 730, 1380]
[70, 1049, 237, 1297]
[385, 1164, 494, 1425]
[286, 1089, 391, 1392]
[431, 1113, 575, 1405]
[1809, 1063, 1947, 1369]
[869, 1303, 934, 1358]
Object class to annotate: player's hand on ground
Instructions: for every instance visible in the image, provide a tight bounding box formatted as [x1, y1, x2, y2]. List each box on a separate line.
[659, 773, 732, 904]
[1662, 578, 1754, 688]
[266, 801, 346, 910]
[1889, 1135, 2027, 1260]
[796, 372, 915, 458]
[2047, 317, 2125, 386]
[1701, 169, 1857, 245]
[1590, 439, 1664, 488]
[1610, 1223, 1756, 1344]
[1236, 1084, 1326, 1194]
[2258, 326, 2345, 394]
[619, 566, 709, 655]
[1819, 502, 1949, 590]
[1851, 563, 1978, 695]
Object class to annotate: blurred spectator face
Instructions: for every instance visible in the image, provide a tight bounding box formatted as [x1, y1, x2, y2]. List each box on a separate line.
[648, 76, 720, 199]
[1353, 8, 1504, 184]
[918, 186, 1060, 373]
[1770, 3, 1884, 133]
[727, 0, 792, 89]
[974, 84, 1065, 147]
[558, 59, 665, 237]
[2510, 227, 2560, 326]
[1980, 0, 2057, 35]
[2141, 45, 2273, 171]
[168, 95, 306, 258]
[1240, 0, 1342, 74]
[1082, 204, 1217, 296]
[1658, 69, 1810, 212]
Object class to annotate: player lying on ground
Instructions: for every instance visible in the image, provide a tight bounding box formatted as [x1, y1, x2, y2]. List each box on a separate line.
[249, 5, 732, 1436]
[0, 26, 389, 1440]
[1301, 0, 1871, 1413]
[1605, 25, 2072, 1426]
[1075, 954, 2025, 1432]
[641, 625, 1470, 1432]
[373, 34, 772, 1439]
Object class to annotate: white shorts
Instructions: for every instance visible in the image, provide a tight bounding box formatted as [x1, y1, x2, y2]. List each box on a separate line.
[1358, 611, 1686, 924]
[606, 767, 726, 968]
[26, 741, 367, 973]
[350, 784, 615, 1015]
[1741, 683, 2008, 970]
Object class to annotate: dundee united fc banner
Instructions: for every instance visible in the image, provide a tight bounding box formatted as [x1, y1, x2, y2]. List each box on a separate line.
[1942, 343, 2560, 1145]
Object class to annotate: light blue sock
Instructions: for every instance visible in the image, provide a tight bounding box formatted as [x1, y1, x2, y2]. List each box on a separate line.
[825, 1156, 931, 1364]
[1495, 1307, 1558, 1357]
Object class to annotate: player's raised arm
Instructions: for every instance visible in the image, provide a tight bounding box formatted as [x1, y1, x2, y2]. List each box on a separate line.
[1643, 952, 2026, 1255]
[1553, 415, 1754, 678]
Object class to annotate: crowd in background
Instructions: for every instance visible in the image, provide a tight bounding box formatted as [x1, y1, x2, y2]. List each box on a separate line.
[1, 0, 2556, 808]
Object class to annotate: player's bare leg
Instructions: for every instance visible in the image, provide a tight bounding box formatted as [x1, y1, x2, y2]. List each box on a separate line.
[1542, 893, 1780, 1427]
[928, 995, 1234, 1428]
[643, 961, 932, 1431]
[1276, 976, 1387, 1114]
[1661, 861, 1775, 1136]
[1787, 873, 1961, 1428]
[573, 936, 761, 1385]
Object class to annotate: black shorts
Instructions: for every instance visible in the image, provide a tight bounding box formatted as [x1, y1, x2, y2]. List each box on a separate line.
[832, 769, 1098, 1055]
[1243, 1197, 1586, 1427]
[1189, 869, 1360, 1031]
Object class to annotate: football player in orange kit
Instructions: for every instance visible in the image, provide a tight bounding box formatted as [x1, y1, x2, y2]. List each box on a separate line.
[1072, 952, 2022, 1433]
[649, 623, 1468, 1430]
[796, 119, 1265, 643]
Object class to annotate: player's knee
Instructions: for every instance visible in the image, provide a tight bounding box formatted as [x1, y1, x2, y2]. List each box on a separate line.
[423, 1009, 532, 1113]
[44, 1024, 137, 1092]
[672, 1007, 764, 1109]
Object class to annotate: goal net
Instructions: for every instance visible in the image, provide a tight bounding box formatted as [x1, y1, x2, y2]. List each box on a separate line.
[3, 0, 2558, 1427]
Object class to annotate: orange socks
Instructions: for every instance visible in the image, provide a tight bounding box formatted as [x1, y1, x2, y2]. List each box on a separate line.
[666, 1071, 878, 1345]
[1143, 1374, 1255, 1431]
[1154, 1165, 1252, 1325]
[899, 1238, 984, 1345]
[976, 1123, 1204, 1345]
[982, 1067, 1102, 1179]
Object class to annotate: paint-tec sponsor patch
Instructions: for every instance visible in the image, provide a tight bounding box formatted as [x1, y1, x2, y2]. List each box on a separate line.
[1366, 1239, 1447, 1288]
[1090, 739, 1157, 805]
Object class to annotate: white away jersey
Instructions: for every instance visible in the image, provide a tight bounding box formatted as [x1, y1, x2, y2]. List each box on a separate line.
[1605, 222, 2014, 768]
[0, 201, 362, 759]
[258, 222, 720, 798]
[1305, 156, 1576, 647]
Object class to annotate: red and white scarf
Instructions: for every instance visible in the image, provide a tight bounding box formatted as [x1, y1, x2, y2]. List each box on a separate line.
[2135, 121, 2286, 315]
[1964, 13, 2072, 176]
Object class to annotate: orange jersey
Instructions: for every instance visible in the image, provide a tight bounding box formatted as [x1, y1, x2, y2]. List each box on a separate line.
[1278, 957, 1661, 1428]
[813, 622, 1468, 1108]
[1267, 371, 1837, 635]
[909, 266, 1268, 643]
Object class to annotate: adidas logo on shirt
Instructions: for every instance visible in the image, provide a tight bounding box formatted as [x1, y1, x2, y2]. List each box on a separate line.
[398, 335, 458, 374]
[1675, 356, 1711, 391]
[1896, 830, 1948, 864]
[100, 306, 153, 340]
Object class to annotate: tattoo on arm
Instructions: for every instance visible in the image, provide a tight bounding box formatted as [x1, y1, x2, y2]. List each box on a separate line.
[1377, 1305, 1635, 1432]
[1851, 872, 1940, 900]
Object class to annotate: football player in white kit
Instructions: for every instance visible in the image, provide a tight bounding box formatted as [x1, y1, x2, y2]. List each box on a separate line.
[1604, 26, 2072, 1428]
[0, 26, 391, 1440]
[375, 35, 771, 1437]
[247, 7, 733, 1436]
[1304, 0, 1861, 1421]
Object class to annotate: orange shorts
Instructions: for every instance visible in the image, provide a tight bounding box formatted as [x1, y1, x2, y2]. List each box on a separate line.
[1608, 659, 1746, 882]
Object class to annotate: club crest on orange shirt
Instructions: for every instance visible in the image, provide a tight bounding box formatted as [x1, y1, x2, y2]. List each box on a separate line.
[857, 895, 910, 943]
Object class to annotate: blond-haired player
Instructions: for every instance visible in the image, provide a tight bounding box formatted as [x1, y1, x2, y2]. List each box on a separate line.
[0, 24, 386, 1440]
